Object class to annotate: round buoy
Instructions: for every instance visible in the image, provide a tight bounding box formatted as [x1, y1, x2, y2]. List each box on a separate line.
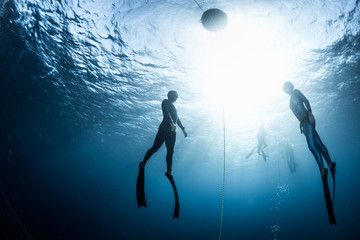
[201, 8, 228, 32]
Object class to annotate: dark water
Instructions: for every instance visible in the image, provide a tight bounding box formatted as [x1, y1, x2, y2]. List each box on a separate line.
[1, 0, 360, 239]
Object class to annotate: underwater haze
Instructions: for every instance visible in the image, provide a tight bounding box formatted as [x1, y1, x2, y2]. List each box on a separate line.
[1, 0, 360, 239]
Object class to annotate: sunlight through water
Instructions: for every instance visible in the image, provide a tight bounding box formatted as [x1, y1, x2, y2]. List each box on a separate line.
[189, 12, 294, 139]
[196, 14, 291, 113]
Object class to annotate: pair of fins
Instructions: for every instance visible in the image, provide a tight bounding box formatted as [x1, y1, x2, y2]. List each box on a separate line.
[321, 162, 336, 226]
[136, 163, 179, 219]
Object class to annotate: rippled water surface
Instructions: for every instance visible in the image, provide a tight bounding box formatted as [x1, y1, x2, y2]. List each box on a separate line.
[1, 0, 360, 239]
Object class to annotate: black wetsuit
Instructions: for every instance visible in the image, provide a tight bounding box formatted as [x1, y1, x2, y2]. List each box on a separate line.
[289, 89, 332, 170]
[143, 99, 185, 172]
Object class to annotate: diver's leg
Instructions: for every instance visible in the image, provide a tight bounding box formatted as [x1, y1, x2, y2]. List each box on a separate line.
[313, 130, 333, 167]
[256, 143, 261, 155]
[304, 122, 325, 170]
[291, 155, 297, 173]
[261, 148, 267, 161]
[287, 159, 292, 173]
[142, 131, 165, 166]
[165, 132, 176, 175]
[314, 129, 336, 203]
[164, 133, 180, 218]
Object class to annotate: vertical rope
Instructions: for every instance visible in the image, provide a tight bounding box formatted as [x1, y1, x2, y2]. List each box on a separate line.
[219, 105, 226, 240]
[192, 1, 226, 237]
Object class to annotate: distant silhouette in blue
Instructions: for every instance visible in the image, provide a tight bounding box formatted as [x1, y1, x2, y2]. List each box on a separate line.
[283, 143, 297, 174]
[136, 90, 187, 219]
[283, 81, 336, 225]
[246, 125, 268, 162]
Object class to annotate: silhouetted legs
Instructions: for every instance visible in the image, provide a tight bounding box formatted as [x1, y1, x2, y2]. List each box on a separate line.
[257, 141, 267, 161]
[304, 121, 336, 225]
[304, 121, 333, 171]
[165, 134, 176, 173]
[142, 130, 176, 174]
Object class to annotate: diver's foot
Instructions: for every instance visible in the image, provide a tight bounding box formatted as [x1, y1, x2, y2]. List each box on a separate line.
[139, 162, 145, 168]
[165, 171, 173, 178]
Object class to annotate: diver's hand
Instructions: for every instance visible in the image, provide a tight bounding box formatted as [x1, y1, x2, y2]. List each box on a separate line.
[308, 111, 315, 124]
[182, 128, 188, 138]
[171, 122, 176, 132]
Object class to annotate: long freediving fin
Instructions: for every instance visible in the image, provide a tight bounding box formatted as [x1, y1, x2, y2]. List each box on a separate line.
[330, 162, 336, 206]
[321, 169, 336, 226]
[246, 147, 256, 159]
[136, 163, 147, 208]
[165, 172, 180, 219]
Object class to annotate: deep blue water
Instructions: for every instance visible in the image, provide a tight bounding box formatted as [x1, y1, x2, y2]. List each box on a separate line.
[1, 0, 360, 239]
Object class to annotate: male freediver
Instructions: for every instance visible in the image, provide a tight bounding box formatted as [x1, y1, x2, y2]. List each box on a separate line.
[246, 125, 268, 161]
[136, 90, 187, 219]
[282, 81, 336, 225]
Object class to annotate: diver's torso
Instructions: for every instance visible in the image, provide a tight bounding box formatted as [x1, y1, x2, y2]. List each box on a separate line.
[290, 90, 308, 122]
[159, 99, 178, 132]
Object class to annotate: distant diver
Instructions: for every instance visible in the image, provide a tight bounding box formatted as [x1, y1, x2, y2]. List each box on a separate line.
[283, 81, 336, 225]
[246, 125, 268, 162]
[136, 90, 187, 219]
[284, 143, 297, 174]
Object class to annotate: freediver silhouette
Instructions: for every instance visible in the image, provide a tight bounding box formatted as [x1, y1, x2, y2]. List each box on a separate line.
[136, 90, 187, 219]
[283, 81, 336, 225]
[246, 125, 268, 162]
[284, 143, 297, 174]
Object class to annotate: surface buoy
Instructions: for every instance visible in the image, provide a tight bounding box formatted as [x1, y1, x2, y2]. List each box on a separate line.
[201, 8, 228, 32]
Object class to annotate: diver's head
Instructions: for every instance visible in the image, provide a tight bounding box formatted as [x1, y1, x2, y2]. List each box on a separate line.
[167, 90, 178, 102]
[282, 81, 294, 94]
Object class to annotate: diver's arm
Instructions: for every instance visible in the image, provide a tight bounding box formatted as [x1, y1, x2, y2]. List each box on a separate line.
[295, 90, 315, 123]
[295, 90, 312, 112]
[177, 118, 187, 137]
[299, 92, 315, 123]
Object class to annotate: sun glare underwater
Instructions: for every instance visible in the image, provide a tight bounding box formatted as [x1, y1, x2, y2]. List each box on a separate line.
[1, 0, 360, 240]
